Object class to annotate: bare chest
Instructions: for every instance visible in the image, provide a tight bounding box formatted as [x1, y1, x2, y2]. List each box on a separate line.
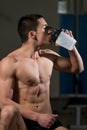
[16, 57, 53, 85]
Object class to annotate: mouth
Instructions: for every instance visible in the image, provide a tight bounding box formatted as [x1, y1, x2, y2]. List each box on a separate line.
[48, 33, 54, 45]
[49, 39, 54, 44]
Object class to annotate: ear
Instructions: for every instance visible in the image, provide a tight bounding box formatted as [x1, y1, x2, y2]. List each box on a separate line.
[29, 31, 36, 39]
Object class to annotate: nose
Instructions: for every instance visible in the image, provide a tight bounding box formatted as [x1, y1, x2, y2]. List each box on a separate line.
[47, 29, 52, 35]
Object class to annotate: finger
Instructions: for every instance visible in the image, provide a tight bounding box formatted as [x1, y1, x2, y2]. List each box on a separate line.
[69, 31, 74, 37]
[47, 123, 52, 129]
[52, 114, 58, 117]
[39, 49, 46, 54]
[50, 118, 55, 124]
[65, 29, 70, 35]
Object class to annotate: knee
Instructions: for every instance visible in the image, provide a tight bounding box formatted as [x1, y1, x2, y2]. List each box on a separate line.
[0, 105, 18, 124]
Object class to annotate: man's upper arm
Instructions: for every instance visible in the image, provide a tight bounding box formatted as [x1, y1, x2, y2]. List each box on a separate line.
[40, 49, 71, 72]
[0, 57, 15, 107]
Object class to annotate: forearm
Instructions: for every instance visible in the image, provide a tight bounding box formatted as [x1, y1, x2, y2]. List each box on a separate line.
[0, 98, 39, 121]
[68, 46, 84, 73]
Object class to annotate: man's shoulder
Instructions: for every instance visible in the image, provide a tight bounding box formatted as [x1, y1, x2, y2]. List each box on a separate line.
[1, 55, 17, 64]
[0, 53, 18, 74]
[0, 53, 18, 77]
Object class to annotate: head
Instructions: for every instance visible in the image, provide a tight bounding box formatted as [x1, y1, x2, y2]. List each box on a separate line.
[17, 14, 52, 46]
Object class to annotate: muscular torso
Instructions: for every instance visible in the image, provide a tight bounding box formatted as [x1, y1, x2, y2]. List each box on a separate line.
[12, 52, 53, 114]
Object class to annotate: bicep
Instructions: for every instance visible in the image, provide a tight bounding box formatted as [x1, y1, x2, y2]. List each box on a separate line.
[53, 56, 72, 72]
[0, 58, 15, 100]
[40, 49, 72, 72]
[0, 77, 14, 99]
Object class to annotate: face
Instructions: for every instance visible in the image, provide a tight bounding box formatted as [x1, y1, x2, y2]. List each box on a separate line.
[35, 18, 52, 46]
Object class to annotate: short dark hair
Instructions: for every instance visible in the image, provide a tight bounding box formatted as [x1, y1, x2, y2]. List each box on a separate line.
[17, 14, 43, 42]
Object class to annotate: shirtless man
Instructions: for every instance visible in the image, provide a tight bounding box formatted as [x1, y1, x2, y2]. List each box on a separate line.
[0, 14, 84, 130]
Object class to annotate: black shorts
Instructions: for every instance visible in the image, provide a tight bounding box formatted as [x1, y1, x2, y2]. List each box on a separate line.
[23, 117, 63, 130]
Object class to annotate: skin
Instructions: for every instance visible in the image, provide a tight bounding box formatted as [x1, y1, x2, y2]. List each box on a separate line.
[0, 18, 84, 130]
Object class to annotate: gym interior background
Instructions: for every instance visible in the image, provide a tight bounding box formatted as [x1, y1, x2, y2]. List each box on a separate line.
[0, 0, 87, 129]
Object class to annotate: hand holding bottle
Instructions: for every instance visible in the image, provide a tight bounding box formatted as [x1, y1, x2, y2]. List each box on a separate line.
[51, 28, 77, 50]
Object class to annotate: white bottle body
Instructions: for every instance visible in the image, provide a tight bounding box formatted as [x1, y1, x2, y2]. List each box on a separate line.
[55, 31, 77, 50]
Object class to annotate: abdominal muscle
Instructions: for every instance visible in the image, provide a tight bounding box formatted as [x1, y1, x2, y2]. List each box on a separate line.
[15, 82, 52, 114]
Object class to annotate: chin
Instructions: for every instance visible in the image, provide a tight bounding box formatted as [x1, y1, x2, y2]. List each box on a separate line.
[39, 41, 51, 46]
[45, 41, 51, 45]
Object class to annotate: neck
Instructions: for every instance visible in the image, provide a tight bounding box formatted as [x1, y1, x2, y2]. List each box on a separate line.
[21, 41, 40, 57]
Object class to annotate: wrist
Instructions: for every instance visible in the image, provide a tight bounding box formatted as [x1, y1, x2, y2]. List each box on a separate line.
[34, 113, 40, 122]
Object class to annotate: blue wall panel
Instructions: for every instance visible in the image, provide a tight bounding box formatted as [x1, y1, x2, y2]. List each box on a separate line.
[59, 14, 75, 94]
[59, 14, 87, 94]
[78, 15, 87, 94]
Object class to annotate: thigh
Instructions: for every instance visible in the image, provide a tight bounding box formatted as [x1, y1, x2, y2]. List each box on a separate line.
[0, 105, 27, 130]
[10, 111, 27, 130]
[49, 117, 68, 130]
[55, 126, 68, 130]
[0, 122, 4, 130]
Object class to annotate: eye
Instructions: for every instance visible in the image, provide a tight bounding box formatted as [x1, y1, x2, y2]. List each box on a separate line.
[42, 25, 52, 32]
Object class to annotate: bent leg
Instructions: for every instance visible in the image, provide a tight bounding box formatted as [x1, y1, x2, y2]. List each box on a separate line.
[55, 126, 68, 130]
[0, 105, 27, 130]
[0, 122, 4, 130]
